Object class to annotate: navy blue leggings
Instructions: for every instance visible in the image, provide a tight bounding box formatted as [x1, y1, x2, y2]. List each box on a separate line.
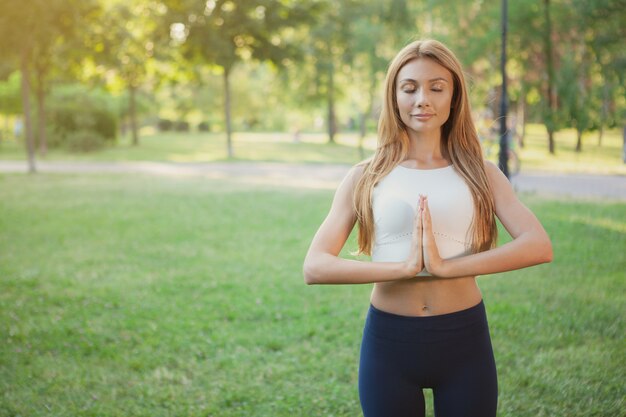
[358, 301, 498, 417]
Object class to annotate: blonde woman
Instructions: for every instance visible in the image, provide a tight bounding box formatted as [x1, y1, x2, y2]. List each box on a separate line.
[303, 39, 552, 417]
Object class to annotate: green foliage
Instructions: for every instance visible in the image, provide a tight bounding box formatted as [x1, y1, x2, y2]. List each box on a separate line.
[166, 0, 317, 72]
[46, 85, 118, 151]
[63, 129, 108, 152]
[0, 174, 624, 416]
[0, 0, 624, 155]
[0, 71, 21, 115]
[559, 52, 596, 136]
[92, 1, 163, 90]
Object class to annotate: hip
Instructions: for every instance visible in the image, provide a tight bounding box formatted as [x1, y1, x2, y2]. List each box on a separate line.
[362, 298, 491, 346]
[370, 275, 482, 316]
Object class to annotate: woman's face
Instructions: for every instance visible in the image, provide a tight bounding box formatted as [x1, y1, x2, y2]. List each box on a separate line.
[395, 58, 454, 137]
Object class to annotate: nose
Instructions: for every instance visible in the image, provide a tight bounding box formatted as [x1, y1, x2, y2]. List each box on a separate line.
[414, 88, 430, 108]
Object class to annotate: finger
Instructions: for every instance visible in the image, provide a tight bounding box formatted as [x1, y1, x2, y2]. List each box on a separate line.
[422, 196, 432, 235]
[418, 204, 423, 262]
[414, 199, 422, 223]
[411, 202, 421, 242]
[417, 204, 423, 244]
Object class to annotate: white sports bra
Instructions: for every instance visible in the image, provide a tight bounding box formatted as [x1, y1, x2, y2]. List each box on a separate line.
[371, 164, 475, 274]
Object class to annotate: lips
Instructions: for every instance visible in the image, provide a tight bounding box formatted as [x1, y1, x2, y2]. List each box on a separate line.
[411, 113, 434, 119]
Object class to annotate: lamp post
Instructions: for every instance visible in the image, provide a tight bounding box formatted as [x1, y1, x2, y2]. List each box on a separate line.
[499, 0, 510, 179]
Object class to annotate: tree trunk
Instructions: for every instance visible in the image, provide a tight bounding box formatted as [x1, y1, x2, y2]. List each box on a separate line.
[327, 62, 336, 144]
[547, 128, 555, 154]
[518, 89, 526, 148]
[358, 112, 366, 160]
[598, 126, 604, 147]
[129, 85, 139, 146]
[543, 0, 556, 155]
[575, 129, 582, 152]
[20, 51, 36, 173]
[358, 64, 378, 160]
[36, 67, 47, 156]
[223, 68, 233, 158]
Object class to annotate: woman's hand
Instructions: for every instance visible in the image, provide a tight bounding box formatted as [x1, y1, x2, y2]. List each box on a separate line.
[403, 197, 425, 276]
[421, 195, 446, 276]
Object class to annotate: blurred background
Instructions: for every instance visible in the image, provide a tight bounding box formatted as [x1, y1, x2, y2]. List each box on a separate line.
[1, 2, 625, 417]
[0, 0, 624, 168]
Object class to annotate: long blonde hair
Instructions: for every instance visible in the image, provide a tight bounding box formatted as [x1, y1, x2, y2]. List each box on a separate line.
[354, 39, 497, 255]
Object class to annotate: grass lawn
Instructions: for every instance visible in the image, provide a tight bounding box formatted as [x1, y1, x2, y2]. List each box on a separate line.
[512, 125, 626, 175]
[1, 173, 624, 416]
[0, 131, 373, 166]
[1, 124, 624, 175]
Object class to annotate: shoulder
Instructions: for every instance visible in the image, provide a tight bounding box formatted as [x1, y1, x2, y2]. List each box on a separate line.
[483, 160, 508, 185]
[341, 159, 370, 189]
[329, 160, 373, 210]
[332, 162, 365, 198]
[483, 160, 500, 177]
[483, 160, 517, 204]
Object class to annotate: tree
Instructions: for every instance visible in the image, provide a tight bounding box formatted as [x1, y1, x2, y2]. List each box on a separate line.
[0, 0, 47, 172]
[85, 0, 166, 146]
[0, 0, 98, 171]
[165, 0, 317, 158]
[0, 71, 22, 141]
[305, 1, 358, 143]
[577, 0, 626, 145]
[348, 0, 416, 155]
[542, 0, 560, 154]
[559, 49, 596, 152]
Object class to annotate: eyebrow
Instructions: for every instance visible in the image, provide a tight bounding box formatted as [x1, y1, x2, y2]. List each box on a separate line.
[398, 77, 449, 83]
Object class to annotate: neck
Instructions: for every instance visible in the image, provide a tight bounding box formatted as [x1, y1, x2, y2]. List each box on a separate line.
[406, 129, 446, 165]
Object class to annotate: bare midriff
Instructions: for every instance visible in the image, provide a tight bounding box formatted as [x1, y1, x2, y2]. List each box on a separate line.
[370, 276, 482, 317]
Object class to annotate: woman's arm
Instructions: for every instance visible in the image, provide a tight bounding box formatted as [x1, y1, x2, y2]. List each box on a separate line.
[424, 161, 553, 278]
[303, 165, 423, 285]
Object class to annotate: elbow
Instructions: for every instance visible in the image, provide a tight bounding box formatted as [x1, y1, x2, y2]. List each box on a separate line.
[539, 238, 554, 264]
[544, 244, 554, 264]
[525, 230, 553, 265]
[303, 252, 337, 285]
[303, 259, 321, 285]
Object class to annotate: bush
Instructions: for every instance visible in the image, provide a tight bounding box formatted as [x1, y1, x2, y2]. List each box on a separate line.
[175, 121, 190, 132]
[46, 85, 118, 151]
[64, 130, 107, 152]
[158, 119, 173, 132]
[197, 121, 211, 132]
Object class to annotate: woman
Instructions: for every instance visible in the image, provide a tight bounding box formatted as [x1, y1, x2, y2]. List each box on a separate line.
[302, 39, 553, 417]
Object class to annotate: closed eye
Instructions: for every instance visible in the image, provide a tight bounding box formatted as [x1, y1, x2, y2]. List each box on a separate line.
[431, 83, 445, 92]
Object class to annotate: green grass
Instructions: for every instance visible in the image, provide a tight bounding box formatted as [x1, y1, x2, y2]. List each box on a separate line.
[512, 125, 626, 175]
[0, 131, 374, 166]
[1, 174, 624, 416]
[1, 124, 624, 174]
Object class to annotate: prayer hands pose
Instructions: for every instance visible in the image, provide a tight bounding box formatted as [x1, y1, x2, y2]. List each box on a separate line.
[405, 195, 444, 277]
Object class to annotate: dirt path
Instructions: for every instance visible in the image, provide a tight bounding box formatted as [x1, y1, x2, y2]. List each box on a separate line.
[1, 160, 624, 200]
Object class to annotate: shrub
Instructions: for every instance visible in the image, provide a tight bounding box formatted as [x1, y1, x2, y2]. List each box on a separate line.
[175, 121, 190, 132]
[158, 119, 173, 132]
[64, 130, 107, 152]
[46, 85, 118, 151]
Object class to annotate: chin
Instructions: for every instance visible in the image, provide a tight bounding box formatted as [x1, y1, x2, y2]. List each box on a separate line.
[407, 124, 441, 135]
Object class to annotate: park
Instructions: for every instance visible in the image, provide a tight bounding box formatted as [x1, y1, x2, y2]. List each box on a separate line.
[1, 1, 625, 416]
